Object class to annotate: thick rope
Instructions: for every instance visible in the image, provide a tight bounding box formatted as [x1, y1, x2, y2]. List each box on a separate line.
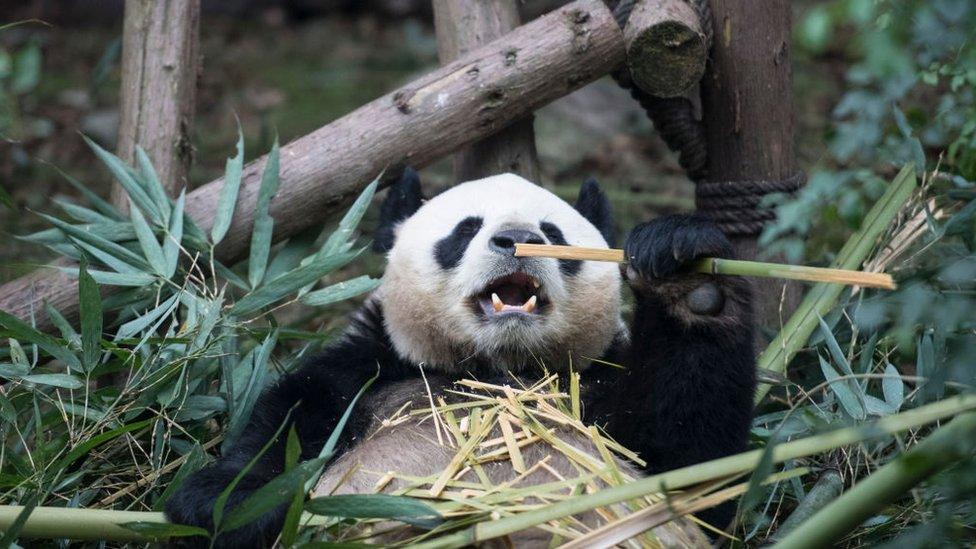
[608, 0, 805, 236]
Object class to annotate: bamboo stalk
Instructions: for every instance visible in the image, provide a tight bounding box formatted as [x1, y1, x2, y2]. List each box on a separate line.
[513, 244, 896, 290]
[0, 507, 166, 542]
[4, 394, 973, 543]
[770, 412, 976, 549]
[754, 165, 917, 403]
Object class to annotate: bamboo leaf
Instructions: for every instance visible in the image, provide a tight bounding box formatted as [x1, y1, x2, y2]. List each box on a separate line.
[57, 266, 155, 287]
[8, 338, 29, 367]
[299, 275, 380, 307]
[280, 426, 304, 546]
[163, 190, 185, 279]
[114, 293, 180, 341]
[818, 315, 855, 377]
[0, 363, 31, 378]
[69, 238, 144, 275]
[38, 212, 148, 269]
[231, 249, 361, 317]
[819, 355, 866, 420]
[130, 204, 167, 275]
[21, 222, 135, 244]
[212, 127, 244, 245]
[223, 331, 277, 451]
[248, 139, 280, 288]
[135, 146, 172, 225]
[0, 310, 81, 372]
[83, 135, 161, 222]
[298, 178, 378, 296]
[44, 303, 80, 349]
[21, 373, 85, 389]
[863, 394, 897, 416]
[321, 177, 379, 257]
[305, 494, 441, 526]
[55, 200, 115, 224]
[78, 260, 103, 372]
[213, 260, 249, 291]
[882, 363, 905, 410]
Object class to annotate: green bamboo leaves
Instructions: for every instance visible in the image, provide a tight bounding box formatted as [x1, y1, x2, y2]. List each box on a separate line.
[212, 128, 244, 245]
[248, 138, 281, 289]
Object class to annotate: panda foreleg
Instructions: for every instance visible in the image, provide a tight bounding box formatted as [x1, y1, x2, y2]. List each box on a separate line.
[602, 215, 756, 525]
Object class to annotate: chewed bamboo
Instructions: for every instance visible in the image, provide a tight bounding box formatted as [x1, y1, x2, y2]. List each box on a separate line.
[513, 243, 896, 290]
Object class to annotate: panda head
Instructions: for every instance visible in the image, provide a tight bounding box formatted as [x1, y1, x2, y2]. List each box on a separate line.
[373, 169, 622, 374]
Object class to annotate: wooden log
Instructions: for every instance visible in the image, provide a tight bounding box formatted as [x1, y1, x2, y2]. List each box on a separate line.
[699, 0, 802, 328]
[113, 0, 200, 208]
[623, 0, 706, 98]
[0, 0, 627, 332]
[433, 0, 540, 181]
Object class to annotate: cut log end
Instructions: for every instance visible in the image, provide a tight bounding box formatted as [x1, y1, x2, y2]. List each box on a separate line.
[623, 0, 707, 98]
[626, 23, 706, 97]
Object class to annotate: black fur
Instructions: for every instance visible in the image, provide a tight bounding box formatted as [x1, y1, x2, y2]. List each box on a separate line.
[574, 177, 615, 247]
[539, 221, 582, 276]
[434, 216, 484, 269]
[373, 167, 424, 253]
[167, 208, 755, 545]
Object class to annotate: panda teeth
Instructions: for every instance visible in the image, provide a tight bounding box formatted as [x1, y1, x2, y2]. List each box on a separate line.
[522, 295, 537, 313]
[491, 293, 504, 312]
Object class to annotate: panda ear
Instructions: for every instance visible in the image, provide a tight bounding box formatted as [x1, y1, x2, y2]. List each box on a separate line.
[374, 167, 424, 253]
[574, 177, 615, 247]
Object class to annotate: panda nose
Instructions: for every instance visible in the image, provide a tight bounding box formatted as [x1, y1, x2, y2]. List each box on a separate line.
[489, 229, 545, 256]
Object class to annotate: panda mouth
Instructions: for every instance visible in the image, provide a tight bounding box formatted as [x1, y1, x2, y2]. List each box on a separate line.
[473, 272, 548, 318]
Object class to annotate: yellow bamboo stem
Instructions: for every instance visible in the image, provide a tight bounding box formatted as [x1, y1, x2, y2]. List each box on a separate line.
[514, 243, 896, 290]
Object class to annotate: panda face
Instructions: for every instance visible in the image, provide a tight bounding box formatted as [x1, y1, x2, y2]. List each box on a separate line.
[378, 174, 622, 373]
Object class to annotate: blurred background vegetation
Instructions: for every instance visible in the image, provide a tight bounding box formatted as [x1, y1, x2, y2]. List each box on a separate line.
[1, 0, 975, 546]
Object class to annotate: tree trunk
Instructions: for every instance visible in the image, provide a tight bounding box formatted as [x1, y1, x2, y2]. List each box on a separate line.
[113, 0, 200, 207]
[433, 0, 540, 182]
[0, 0, 709, 333]
[699, 0, 801, 331]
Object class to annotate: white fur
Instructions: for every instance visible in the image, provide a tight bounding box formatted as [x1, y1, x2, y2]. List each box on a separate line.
[378, 174, 622, 373]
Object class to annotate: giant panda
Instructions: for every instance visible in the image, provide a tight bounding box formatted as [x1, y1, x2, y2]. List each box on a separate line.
[166, 169, 756, 547]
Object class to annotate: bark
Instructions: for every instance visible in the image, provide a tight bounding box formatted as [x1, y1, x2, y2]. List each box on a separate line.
[699, 0, 801, 329]
[433, 0, 540, 182]
[623, 0, 706, 98]
[113, 0, 200, 207]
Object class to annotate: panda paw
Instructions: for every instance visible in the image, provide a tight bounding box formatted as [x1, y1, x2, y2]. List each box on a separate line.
[623, 215, 735, 317]
[624, 215, 732, 279]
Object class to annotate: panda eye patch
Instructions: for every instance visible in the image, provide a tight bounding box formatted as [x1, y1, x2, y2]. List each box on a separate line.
[435, 216, 484, 269]
[540, 222, 582, 276]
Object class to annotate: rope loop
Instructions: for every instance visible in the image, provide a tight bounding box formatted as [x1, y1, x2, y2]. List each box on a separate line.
[695, 172, 806, 236]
